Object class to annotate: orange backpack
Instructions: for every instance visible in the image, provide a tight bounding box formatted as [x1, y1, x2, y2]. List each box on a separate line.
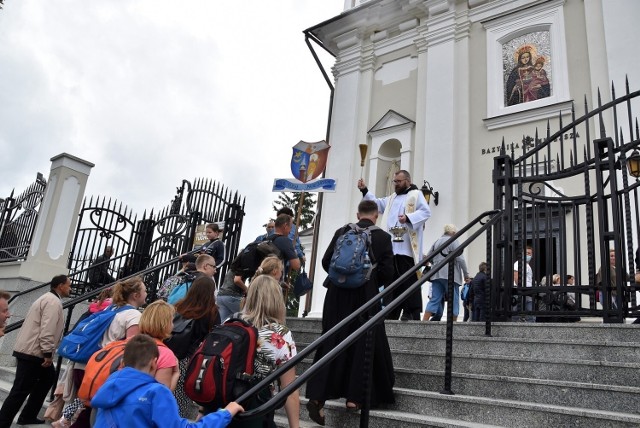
[78, 338, 167, 405]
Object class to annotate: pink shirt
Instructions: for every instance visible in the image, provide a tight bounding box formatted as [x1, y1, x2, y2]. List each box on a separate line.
[158, 344, 178, 370]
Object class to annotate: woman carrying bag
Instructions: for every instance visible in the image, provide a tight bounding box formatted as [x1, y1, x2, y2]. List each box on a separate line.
[165, 276, 221, 419]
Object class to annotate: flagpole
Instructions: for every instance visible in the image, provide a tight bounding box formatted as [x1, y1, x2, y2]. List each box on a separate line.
[287, 191, 305, 302]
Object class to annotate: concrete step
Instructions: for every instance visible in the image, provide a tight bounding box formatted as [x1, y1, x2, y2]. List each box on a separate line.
[281, 398, 507, 428]
[296, 358, 640, 414]
[388, 350, 640, 387]
[388, 387, 640, 428]
[287, 317, 640, 343]
[293, 330, 640, 363]
[297, 348, 640, 387]
[288, 318, 640, 427]
[393, 368, 640, 414]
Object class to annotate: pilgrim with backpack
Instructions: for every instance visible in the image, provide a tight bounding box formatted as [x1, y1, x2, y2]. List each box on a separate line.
[188, 275, 299, 427]
[53, 277, 146, 428]
[306, 200, 396, 425]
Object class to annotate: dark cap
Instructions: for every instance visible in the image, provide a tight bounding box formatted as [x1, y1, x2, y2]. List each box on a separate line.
[180, 253, 197, 263]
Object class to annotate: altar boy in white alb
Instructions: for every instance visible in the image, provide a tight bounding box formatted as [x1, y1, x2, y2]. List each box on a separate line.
[358, 169, 431, 320]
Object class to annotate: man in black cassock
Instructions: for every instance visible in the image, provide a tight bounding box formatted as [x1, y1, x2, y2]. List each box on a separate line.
[305, 200, 395, 426]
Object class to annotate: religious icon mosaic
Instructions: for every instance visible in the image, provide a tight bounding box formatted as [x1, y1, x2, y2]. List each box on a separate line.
[502, 31, 552, 107]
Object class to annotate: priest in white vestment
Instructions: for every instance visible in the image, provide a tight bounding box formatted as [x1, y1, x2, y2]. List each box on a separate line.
[358, 170, 431, 320]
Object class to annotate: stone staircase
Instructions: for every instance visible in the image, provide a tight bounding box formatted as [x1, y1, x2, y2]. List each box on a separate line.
[1, 320, 639, 427]
[285, 318, 640, 427]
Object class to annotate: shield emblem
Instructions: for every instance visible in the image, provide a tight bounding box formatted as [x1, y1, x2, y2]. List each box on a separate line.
[290, 140, 330, 183]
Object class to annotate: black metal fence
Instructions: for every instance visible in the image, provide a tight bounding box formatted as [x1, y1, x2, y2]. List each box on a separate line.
[492, 80, 640, 323]
[67, 178, 245, 297]
[0, 175, 47, 262]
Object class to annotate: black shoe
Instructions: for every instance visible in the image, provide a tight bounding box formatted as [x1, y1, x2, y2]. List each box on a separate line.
[17, 417, 46, 425]
[306, 400, 325, 426]
[400, 315, 410, 321]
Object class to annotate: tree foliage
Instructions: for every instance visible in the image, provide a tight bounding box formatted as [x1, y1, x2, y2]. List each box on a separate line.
[272, 192, 316, 230]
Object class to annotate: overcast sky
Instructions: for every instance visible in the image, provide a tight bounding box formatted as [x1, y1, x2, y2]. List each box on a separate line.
[0, 0, 342, 248]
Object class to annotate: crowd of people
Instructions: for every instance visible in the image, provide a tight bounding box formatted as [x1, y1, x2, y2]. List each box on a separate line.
[0, 211, 304, 428]
[2, 168, 639, 427]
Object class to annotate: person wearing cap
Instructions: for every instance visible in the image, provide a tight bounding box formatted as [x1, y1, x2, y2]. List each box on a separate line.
[200, 223, 225, 267]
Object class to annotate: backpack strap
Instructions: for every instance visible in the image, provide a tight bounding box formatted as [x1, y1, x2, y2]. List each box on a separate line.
[108, 304, 135, 313]
[353, 224, 379, 265]
[350, 224, 379, 280]
[226, 313, 252, 327]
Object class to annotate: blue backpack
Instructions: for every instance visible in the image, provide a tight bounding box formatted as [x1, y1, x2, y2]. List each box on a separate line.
[167, 281, 192, 305]
[327, 224, 378, 288]
[58, 304, 134, 363]
[461, 283, 470, 302]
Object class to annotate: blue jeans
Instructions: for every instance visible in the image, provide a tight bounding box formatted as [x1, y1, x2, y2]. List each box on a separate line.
[217, 294, 243, 322]
[426, 279, 460, 317]
[512, 295, 535, 322]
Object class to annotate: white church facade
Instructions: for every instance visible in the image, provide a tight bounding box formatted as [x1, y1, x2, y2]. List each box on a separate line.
[303, 0, 640, 317]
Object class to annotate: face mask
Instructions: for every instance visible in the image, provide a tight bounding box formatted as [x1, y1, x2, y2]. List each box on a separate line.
[525, 255, 532, 263]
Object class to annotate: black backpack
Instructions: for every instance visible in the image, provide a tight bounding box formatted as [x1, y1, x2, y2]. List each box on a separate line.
[163, 313, 196, 360]
[230, 235, 282, 279]
[184, 317, 258, 409]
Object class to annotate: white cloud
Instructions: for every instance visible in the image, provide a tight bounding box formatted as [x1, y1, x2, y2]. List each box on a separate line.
[0, 0, 340, 248]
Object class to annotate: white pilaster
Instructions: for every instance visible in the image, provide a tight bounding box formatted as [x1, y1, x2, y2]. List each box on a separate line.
[421, 9, 458, 246]
[308, 43, 372, 318]
[19, 153, 94, 282]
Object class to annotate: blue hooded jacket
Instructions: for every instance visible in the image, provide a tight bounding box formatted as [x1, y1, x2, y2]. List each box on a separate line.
[92, 367, 232, 428]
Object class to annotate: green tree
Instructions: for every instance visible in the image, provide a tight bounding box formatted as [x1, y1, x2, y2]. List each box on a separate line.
[272, 192, 316, 230]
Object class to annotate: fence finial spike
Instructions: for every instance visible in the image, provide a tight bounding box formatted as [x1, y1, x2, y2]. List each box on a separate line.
[625, 75, 630, 94]
[584, 94, 589, 115]
[597, 87, 603, 108]
[611, 80, 616, 100]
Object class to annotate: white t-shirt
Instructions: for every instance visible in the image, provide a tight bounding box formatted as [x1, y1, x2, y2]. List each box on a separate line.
[101, 307, 141, 346]
[513, 261, 533, 287]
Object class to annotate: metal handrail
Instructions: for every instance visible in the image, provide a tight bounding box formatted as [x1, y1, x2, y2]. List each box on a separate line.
[7, 251, 138, 304]
[3, 249, 199, 334]
[233, 210, 502, 424]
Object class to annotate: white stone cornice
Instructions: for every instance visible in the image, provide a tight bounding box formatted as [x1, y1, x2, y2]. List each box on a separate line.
[333, 43, 378, 77]
[360, 45, 376, 72]
[371, 27, 419, 57]
[335, 29, 363, 50]
[333, 56, 362, 78]
[455, 10, 471, 42]
[407, 0, 453, 17]
[371, 30, 388, 43]
[399, 18, 419, 32]
[469, 0, 551, 23]
[483, 100, 574, 130]
[424, 10, 457, 47]
[427, 0, 454, 17]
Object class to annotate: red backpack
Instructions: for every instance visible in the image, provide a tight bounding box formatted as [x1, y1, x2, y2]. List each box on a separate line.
[184, 317, 258, 409]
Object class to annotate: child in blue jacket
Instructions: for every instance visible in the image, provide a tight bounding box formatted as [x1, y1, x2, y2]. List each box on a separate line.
[92, 334, 243, 427]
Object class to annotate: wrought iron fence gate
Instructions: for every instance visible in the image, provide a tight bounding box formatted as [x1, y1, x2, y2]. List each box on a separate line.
[492, 80, 640, 323]
[0, 175, 47, 262]
[67, 178, 245, 296]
